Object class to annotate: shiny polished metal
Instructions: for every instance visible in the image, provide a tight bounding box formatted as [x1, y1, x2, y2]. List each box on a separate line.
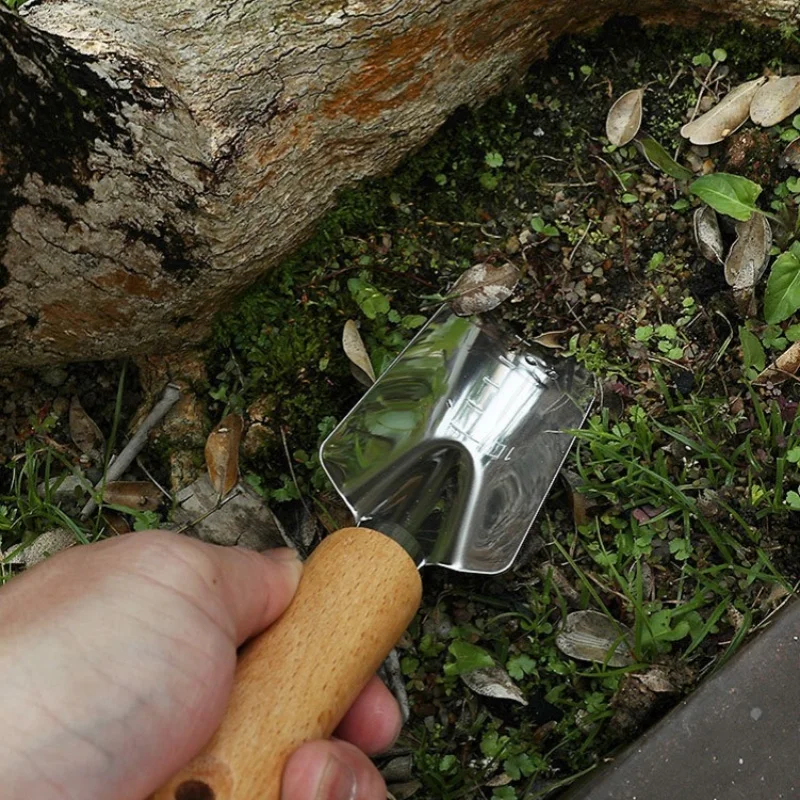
[321, 306, 595, 574]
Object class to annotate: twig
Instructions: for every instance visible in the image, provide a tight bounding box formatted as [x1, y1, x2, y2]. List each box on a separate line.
[135, 456, 172, 502]
[674, 61, 720, 161]
[173, 486, 244, 535]
[80, 383, 182, 519]
[688, 60, 720, 126]
[568, 221, 594, 268]
[380, 648, 411, 724]
[279, 425, 314, 527]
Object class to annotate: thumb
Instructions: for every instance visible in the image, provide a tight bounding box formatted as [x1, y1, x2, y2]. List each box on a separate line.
[202, 543, 303, 645]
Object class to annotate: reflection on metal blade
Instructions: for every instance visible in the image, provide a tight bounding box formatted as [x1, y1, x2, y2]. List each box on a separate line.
[321, 306, 595, 574]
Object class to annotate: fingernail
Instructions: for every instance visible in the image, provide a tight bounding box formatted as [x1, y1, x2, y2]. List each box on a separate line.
[267, 547, 303, 589]
[315, 754, 357, 800]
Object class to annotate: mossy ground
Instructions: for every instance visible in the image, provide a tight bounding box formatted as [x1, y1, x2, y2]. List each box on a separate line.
[207, 18, 800, 798]
[3, 14, 800, 800]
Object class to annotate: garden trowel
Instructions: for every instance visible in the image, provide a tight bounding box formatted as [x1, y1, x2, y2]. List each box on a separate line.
[154, 306, 595, 800]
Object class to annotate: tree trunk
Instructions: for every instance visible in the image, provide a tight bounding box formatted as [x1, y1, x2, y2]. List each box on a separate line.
[0, 0, 795, 366]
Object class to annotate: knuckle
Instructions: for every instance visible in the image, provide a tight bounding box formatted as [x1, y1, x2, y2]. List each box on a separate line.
[127, 531, 222, 594]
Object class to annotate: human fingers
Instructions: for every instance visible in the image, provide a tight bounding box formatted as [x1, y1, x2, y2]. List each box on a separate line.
[334, 675, 402, 755]
[282, 738, 387, 800]
[0, 531, 303, 647]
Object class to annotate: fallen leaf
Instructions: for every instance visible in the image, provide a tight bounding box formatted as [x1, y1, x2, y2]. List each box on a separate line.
[724, 214, 772, 290]
[485, 773, 514, 787]
[342, 320, 376, 387]
[103, 481, 162, 511]
[69, 396, 105, 458]
[555, 610, 634, 667]
[386, 781, 422, 800]
[727, 606, 745, 633]
[693, 206, 724, 264]
[635, 667, 678, 694]
[101, 511, 131, 535]
[606, 88, 644, 147]
[3, 528, 76, 567]
[539, 561, 581, 607]
[779, 139, 800, 170]
[532, 329, 569, 349]
[750, 75, 800, 127]
[205, 413, 244, 496]
[561, 468, 592, 526]
[449, 262, 520, 316]
[637, 135, 693, 181]
[680, 78, 766, 145]
[174, 475, 286, 550]
[460, 665, 528, 705]
[380, 756, 414, 783]
[755, 340, 800, 384]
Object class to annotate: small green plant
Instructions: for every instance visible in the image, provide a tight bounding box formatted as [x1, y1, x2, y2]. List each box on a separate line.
[764, 241, 800, 323]
[633, 323, 684, 359]
[347, 275, 391, 319]
[689, 173, 763, 221]
[444, 640, 495, 676]
[531, 215, 559, 237]
[740, 327, 766, 379]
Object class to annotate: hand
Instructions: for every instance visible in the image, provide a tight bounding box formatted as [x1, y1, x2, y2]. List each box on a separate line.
[0, 531, 400, 800]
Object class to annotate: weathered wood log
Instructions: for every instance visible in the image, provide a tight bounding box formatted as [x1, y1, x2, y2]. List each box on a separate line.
[0, 0, 796, 366]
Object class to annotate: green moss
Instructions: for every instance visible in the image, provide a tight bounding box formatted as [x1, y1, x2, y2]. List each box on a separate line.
[210, 19, 800, 499]
[208, 20, 800, 794]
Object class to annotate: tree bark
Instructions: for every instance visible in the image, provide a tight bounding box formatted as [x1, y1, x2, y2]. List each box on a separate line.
[0, 0, 796, 366]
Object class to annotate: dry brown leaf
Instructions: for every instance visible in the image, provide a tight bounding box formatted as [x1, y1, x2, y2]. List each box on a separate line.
[538, 561, 581, 607]
[103, 481, 162, 511]
[556, 610, 634, 667]
[724, 214, 772, 290]
[69, 395, 105, 458]
[3, 528, 76, 567]
[693, 206, 724, 265]
[449, 262, 520, 316]
[635, 667, 678, 694]
[755, 340, 800, 384]
[386, 781, 422, 800]
[460, 665, 527, 705]
[342, 320, 376, 387]
[380, 756, 413, 783]
[532, 329, 569, 349]
[101, 511, 132, 535]
[780, 139, 800, 170]
[606, 88, 644, 147]
[205, 413, 243, 496]
[484, 773, 514, 787]
[561, 468, 591, 526]
[750, 75, 800, 127]
[680, 78, 766, 145]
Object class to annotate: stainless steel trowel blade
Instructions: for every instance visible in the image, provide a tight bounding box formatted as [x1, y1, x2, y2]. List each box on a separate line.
[320, 306, 595, 574]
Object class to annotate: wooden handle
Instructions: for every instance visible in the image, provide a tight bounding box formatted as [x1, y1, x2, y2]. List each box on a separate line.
[151, 527, 422, 800]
